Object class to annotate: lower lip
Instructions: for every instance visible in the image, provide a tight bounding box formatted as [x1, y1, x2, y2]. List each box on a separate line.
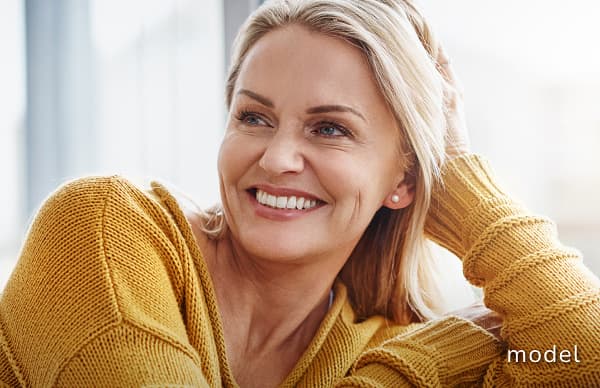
[247, 191, 323, 221]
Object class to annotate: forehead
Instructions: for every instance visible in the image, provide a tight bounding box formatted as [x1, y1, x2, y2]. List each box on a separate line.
[235, 24, 389, 115]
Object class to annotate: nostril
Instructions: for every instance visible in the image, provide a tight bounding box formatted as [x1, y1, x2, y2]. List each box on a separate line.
[258, 138, 305, 175]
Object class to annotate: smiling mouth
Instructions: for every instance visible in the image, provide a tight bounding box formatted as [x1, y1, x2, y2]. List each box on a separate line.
[249, 188, 323, 210]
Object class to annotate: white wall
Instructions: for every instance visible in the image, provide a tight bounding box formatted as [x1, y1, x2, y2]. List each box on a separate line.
[0, 0, 25, 291]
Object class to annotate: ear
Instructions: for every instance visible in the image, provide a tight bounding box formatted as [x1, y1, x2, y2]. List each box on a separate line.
[382, 180, 414, 210]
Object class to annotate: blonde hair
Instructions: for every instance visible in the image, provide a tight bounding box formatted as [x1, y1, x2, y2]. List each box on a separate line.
[206, 0, 449, 323]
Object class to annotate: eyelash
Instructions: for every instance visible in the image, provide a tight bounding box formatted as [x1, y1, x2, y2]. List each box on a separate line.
[312, 121, 353, 138]
[235, 110, 269, 126]
[235, 110, 354, 139]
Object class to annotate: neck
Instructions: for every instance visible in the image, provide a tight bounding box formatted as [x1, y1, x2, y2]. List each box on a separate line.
[209, 234, 346, 355]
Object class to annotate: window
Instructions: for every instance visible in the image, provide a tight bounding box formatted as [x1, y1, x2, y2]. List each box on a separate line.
[90, 0, 224, 206]
[0, 0, 25, 289]
[1, 0, 226, 290]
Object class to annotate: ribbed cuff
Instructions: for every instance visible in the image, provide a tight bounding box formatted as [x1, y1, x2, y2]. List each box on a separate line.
[425, 154, 521, 259]
[404, 317, 503, 384]
[352, 317, 503, 386]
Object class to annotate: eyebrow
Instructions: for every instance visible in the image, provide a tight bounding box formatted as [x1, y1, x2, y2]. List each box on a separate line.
[237, 88, 367, 123]
[306, 105, 366, 123]
[238, 89, 274, 108]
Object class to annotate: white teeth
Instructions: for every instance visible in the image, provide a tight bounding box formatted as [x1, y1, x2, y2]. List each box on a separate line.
[255, 190, 319, 210]
[267, 194, 276, 207]
[287, 196, 296, 209]
[276, 196, 287, 209]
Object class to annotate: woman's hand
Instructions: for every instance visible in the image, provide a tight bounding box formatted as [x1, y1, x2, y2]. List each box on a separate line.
[436, 45, 471, 159]
[448, 302, 504, 340]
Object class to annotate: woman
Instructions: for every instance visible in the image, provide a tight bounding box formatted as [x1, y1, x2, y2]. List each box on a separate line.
[1, 0, 598, 386]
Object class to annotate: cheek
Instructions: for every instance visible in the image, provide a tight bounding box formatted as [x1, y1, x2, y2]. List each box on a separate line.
[217, 137, 234, 181]
[313, 152, 387, 215]
[218, 133, 261, 184]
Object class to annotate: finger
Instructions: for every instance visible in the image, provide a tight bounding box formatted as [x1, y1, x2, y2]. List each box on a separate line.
[436, 44, 450, 67]
[436, 45, 460, 89]
[435, 44, 452, 78]
[436, 45, 464, 105]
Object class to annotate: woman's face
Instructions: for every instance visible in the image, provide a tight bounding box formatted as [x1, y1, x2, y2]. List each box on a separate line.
[218, 24, 413, 263]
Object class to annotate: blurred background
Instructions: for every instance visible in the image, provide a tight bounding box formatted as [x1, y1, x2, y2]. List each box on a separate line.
[1, 0, 598, 305]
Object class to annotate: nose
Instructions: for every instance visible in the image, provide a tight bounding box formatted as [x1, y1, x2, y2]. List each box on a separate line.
[258, 127, 305, 176]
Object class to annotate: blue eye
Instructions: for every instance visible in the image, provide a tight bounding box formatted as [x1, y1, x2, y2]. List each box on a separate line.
[319, 126, 340, 136]
[314, 122, 350, 138]
[236, 110, 268, 126]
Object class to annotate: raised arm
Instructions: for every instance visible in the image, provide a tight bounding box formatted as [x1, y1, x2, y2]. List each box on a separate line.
[429, 45, 600, 385]
[426, 153, 600, 386]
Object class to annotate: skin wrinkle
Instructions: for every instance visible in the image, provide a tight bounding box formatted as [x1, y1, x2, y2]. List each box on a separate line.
[219, 235, 333, 357]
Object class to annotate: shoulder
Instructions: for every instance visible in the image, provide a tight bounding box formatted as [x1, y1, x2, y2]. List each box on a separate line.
[37, 175, 173, 227]
[26, 175, 122, 244]
[36, 175, 118, 215]
[21, 174, 193, 287]
[38, 175, 150, 214]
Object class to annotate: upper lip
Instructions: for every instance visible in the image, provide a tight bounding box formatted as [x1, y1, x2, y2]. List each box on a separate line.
[251, 184, 325, 202]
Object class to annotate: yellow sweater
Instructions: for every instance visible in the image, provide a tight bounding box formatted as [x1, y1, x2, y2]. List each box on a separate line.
[0, 155, 598, 387]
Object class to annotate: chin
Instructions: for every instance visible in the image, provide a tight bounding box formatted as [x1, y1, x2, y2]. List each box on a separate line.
[236, 229, 322, 263]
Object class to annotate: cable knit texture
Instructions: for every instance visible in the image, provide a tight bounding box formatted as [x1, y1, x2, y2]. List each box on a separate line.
[0, 155, 598, 387]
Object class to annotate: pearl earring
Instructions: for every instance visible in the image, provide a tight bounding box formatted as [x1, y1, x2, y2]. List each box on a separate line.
[391, 194, 400, 203]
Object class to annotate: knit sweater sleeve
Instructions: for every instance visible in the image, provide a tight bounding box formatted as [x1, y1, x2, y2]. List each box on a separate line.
[335, 316, 503, 387]
[0, 176, 212, 387]
[425, 154, 600, 386]
[335, 155, 600, 387]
